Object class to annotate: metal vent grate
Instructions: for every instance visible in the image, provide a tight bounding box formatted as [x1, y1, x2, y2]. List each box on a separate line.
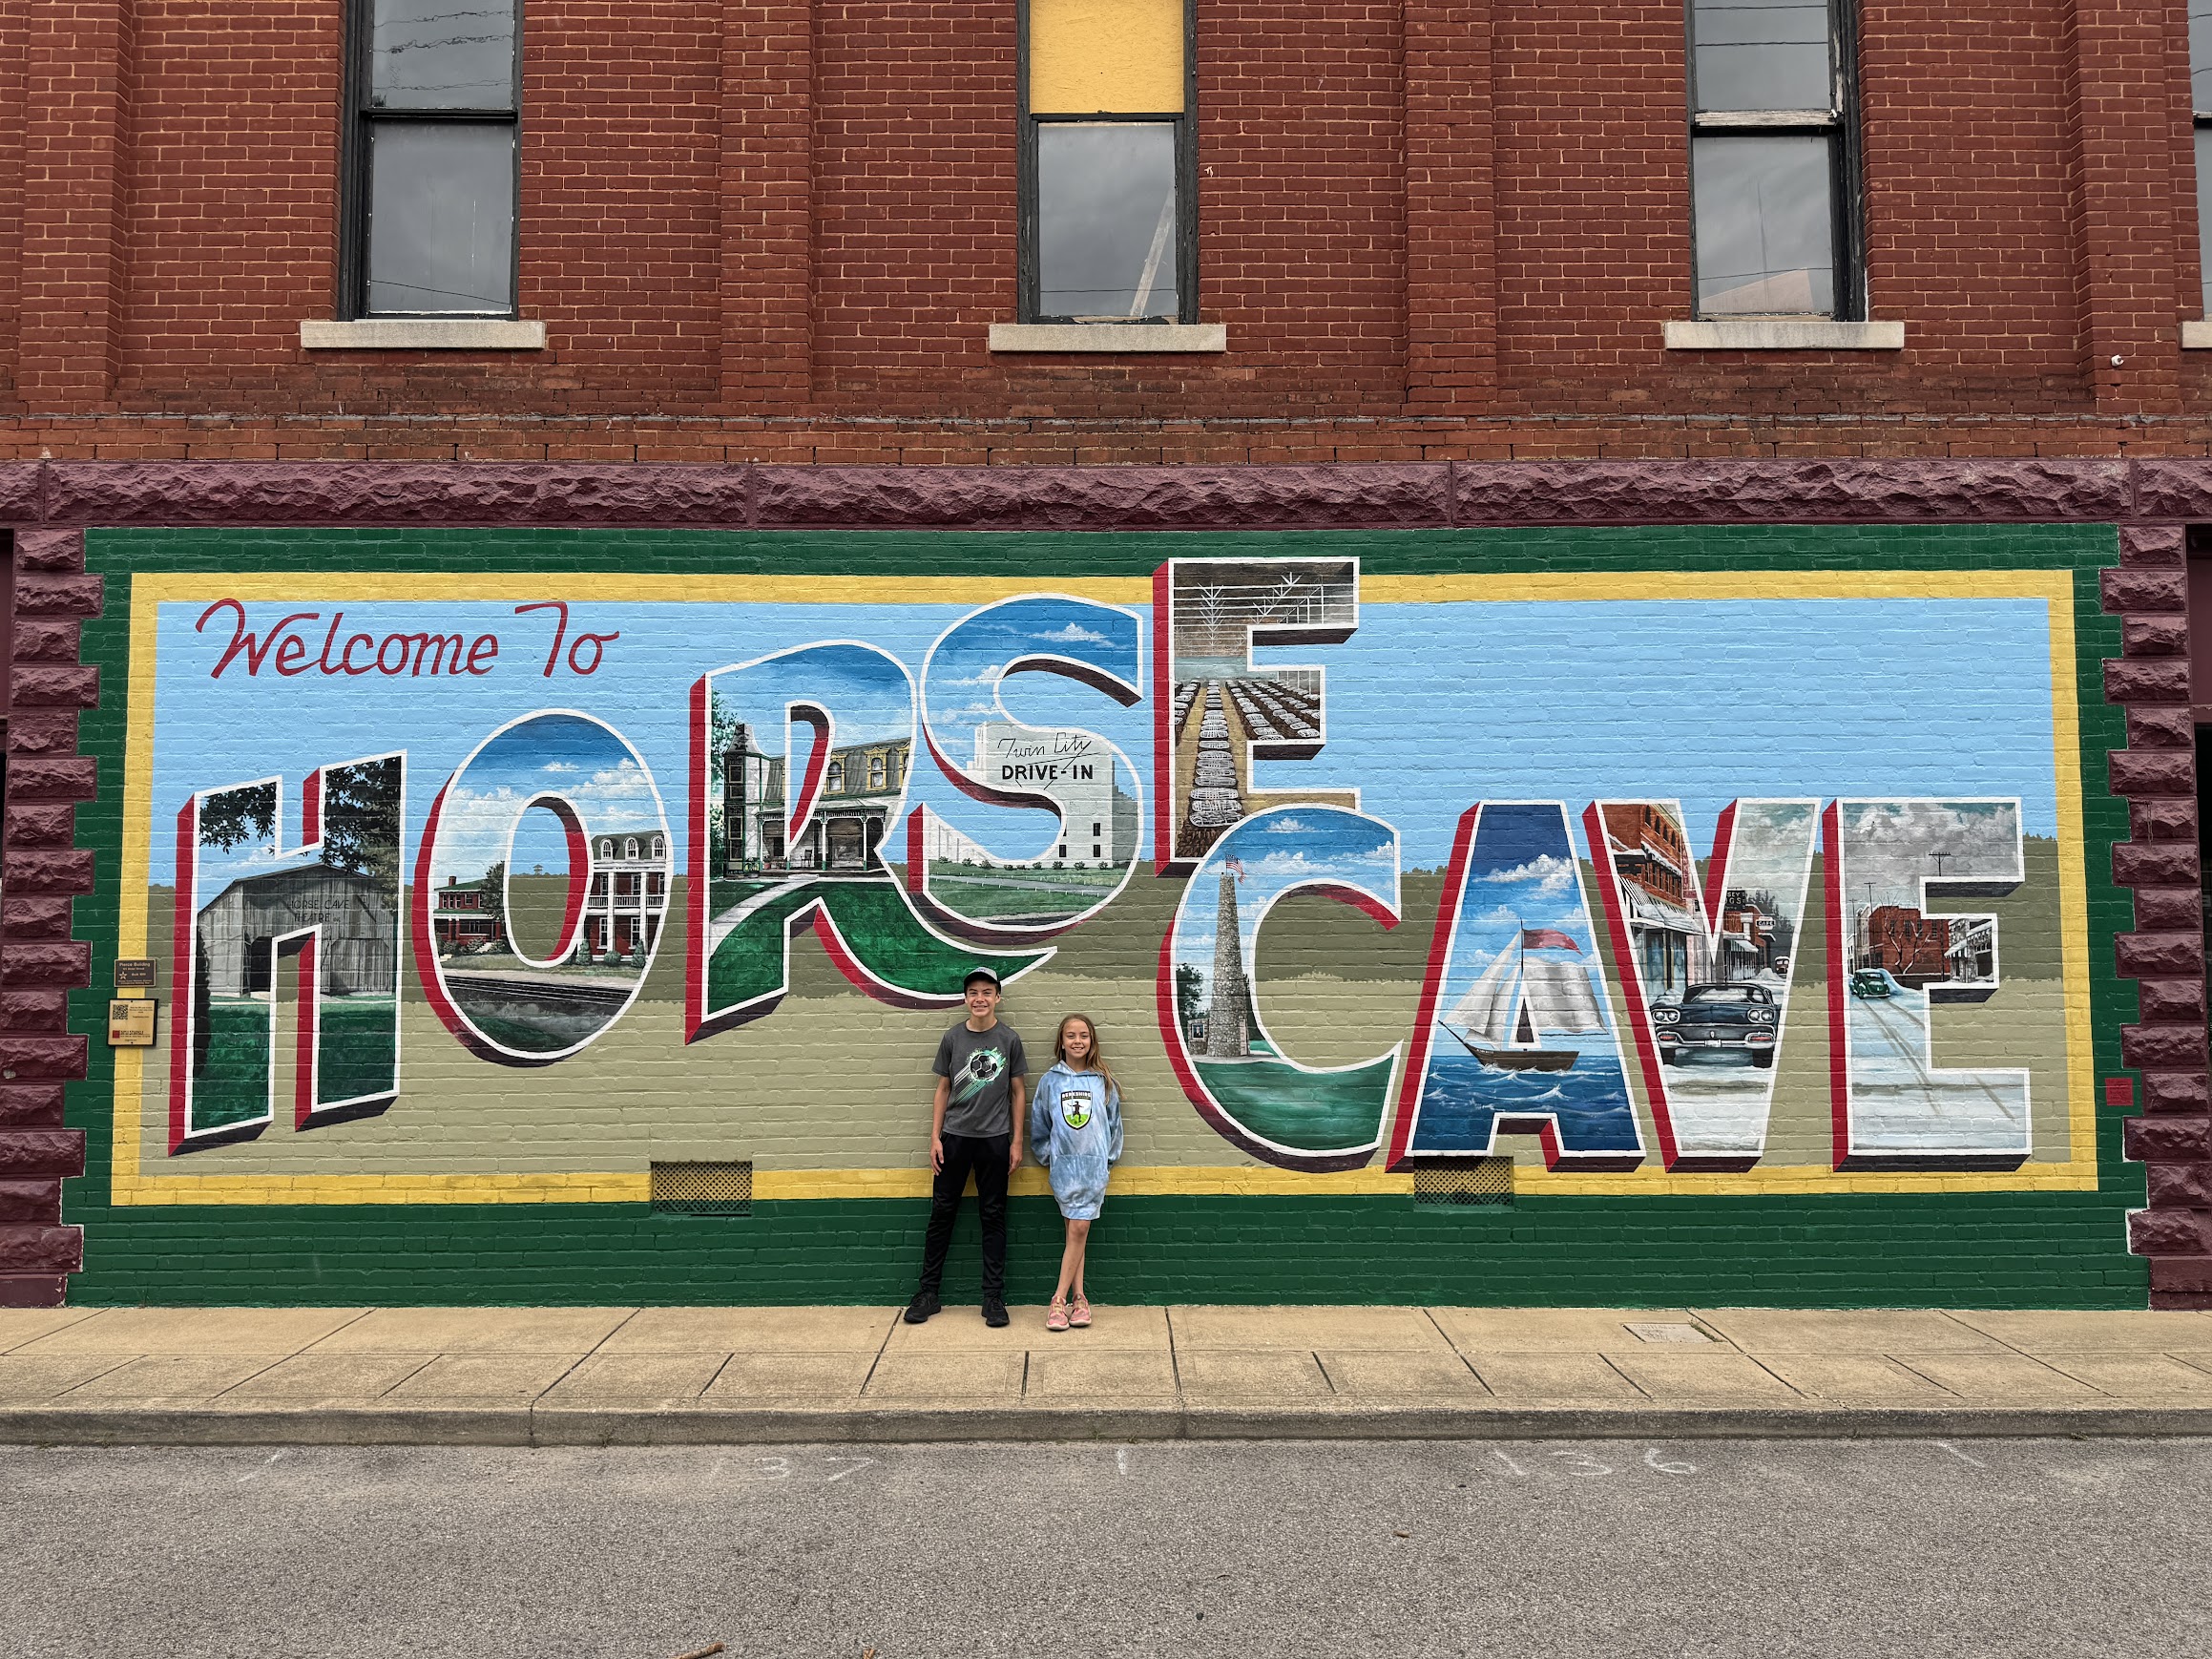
[1411, 1157, 1514, 1208]
[651, 1161, 753, 1217]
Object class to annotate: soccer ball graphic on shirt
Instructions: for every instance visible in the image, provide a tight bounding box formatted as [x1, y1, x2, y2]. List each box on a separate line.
[952, 1046, 1006, 1104]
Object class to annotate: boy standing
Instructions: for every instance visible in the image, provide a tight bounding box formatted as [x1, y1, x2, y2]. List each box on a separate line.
[906, 967, 1027, 1327]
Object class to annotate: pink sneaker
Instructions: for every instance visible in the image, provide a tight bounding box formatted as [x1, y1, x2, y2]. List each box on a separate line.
[1045, 1301, 1070, 1333]
[1069, 1298, 1092, 1330]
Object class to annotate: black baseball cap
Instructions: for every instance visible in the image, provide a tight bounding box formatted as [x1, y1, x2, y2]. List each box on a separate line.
[962, 967, 1002, 991]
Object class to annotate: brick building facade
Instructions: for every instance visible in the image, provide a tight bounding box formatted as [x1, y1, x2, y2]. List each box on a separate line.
[3, 0, 2210, 1309]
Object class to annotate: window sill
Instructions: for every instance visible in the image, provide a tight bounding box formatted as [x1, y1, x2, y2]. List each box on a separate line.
[1663, 319, 1905, 351]
[2181, 321, 2212, 348]
[300, 319, 547, 351]
[988, 322, 1227, 354]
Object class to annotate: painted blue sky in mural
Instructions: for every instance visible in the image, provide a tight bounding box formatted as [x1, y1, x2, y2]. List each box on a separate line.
[192, 781, 314, 899]
[147, 592, 2061, 884]
[708, 640, 916, 762]
[921, 595, 1140, 750]
[430, 714, 665, 891]
[1445, 802, 1605, 988]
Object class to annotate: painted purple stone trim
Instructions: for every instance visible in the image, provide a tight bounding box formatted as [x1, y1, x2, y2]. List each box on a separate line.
[2130, 462, 2212, 522]
[33, 462, 758, 530]
[1452, 458, 2134, 525]
[756, 463, 1450, 529]
[0, 456, 2181, 529]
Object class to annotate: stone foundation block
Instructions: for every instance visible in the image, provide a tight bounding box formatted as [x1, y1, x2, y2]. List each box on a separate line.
[2117, 932, 2204, 978]
[2124, 1115, 2212, 1163]
[2123, 1024, 2210, 1071]
[2102, 566, 2186, 612]
[2110, 749, 2194, 797]
[2128, 1208, 2212, 1255]
[2104, 658, 2191, 703]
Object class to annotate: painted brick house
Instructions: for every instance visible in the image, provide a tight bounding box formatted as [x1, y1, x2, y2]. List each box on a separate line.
[3, 0, 2211, 1312]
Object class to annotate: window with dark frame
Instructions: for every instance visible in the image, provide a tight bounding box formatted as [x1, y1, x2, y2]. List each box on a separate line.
[2193, 1, 2212, 315]
[1019, 0, 1197, 325]
[342, 0, 522, 320]
[1686, 0, 1862, 320]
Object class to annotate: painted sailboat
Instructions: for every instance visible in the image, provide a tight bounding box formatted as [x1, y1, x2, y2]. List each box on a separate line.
[1442, 925, 1606, 1073]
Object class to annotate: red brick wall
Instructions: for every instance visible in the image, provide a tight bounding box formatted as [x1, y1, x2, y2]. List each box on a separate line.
[1492, 0, 2091, 418]
[0, 0, 25, 401]
[0, 0, 2209, 448]
[807, 0, 1021, 410]
[99, 0, 724, 424]
[807, 0, 1408, 423]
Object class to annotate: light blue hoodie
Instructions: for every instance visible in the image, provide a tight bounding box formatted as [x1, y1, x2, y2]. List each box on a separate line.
[1027, 1060, 1123, 1221]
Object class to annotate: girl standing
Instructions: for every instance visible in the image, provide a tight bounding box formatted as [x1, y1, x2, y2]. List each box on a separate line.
[1027, 1013, 1123, 1332]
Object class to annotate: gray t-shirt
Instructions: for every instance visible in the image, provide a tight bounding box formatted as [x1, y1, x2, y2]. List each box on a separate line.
[933, 1020, 1028, 1139]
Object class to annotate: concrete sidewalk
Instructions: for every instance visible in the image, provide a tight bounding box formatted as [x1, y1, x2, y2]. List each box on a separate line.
[4, 1303, 2211, 1444]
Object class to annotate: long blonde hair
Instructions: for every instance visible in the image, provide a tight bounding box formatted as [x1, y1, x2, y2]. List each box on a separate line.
[1054, 1013, 1117, 1097]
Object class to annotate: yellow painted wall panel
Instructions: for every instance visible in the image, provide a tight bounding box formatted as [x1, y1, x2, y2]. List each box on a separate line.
[1029, 0, 1184, 114]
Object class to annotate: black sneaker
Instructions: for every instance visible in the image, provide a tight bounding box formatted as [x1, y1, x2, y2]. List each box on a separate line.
[981, 1296, 1010, 1328]
[903, 1291, 941, 1325]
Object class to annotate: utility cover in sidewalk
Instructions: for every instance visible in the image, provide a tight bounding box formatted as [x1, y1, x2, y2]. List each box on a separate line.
[1624, 1322, 1710, 1344]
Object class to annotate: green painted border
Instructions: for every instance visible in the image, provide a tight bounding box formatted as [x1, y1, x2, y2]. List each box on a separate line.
[62, 525, 2147, 1307]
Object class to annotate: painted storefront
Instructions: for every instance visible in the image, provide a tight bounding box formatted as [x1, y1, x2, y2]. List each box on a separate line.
[62, 523, 2142, 1305]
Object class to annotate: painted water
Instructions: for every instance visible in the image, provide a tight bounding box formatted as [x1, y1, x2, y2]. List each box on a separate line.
[1410, 1043, 1642, 1160]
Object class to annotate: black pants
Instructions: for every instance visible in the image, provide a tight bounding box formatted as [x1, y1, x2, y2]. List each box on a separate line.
[917, 1131, 1010, 1299]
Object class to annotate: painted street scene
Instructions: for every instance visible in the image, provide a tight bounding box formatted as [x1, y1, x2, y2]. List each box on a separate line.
[1593, 798, 1819, 1166]
[1831, 798, 2033, 1165]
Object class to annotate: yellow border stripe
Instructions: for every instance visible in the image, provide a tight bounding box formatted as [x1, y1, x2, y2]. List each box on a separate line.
[133, 573, 1154, 606]
[111, 567, 2098, 1204]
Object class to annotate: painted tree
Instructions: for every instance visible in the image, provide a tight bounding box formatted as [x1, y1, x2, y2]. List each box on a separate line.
[480, 860, 508, 948]
[195, 759, 402, 884]
[1175, 961, 1204, 1040]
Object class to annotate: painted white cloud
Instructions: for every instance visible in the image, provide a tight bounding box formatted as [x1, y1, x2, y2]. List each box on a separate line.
[1242, 843, 1394, 887]
[1035, 622, 1112, 646]
[1479, 852, 1576, 896]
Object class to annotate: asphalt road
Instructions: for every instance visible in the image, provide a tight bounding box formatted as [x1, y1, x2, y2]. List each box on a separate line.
[2, 1437, 2202, 1658]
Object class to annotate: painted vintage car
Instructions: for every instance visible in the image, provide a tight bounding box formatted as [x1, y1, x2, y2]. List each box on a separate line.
[1848, 968, 1900, 999]
[1650, 981, 1781, 1068]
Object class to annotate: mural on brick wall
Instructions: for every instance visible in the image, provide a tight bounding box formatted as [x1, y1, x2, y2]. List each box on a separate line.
[417, 711, 670, 1062]
[1586, 796, 1820, 1169]
[171, 751, 404, 1150]
[101, 536, 2100, 1214]
[692, 641, 1043, 1040]
[1390, 802, 1644, 1171]
[907, 595, 1146, 941]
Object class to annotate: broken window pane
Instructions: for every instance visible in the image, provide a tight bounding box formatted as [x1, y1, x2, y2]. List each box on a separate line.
[1037, 121, 1179, 321]
[1690, 0, 1831, 113]
[1693, 132, 1835, 315]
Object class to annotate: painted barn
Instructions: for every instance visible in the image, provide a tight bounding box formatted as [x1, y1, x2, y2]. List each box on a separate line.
[194, 865, 397, 998]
